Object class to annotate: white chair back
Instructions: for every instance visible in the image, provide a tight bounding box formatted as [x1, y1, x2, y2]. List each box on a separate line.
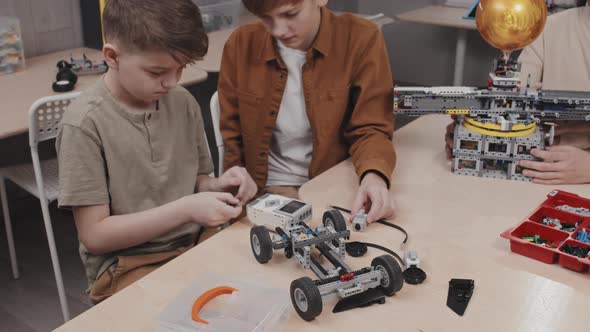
[28, 92, 81, 147]
[210, 91, 225, 176]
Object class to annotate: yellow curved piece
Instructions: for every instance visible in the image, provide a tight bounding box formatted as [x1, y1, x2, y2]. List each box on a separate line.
[462, 120, 536, 137]
[464, 117, 536, 132]
[191, 286, 238, 324]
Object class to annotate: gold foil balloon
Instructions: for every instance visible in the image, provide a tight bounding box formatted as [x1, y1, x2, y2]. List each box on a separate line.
[476, 0, 547, 52]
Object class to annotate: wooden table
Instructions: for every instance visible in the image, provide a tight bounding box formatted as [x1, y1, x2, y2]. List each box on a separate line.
[0, 48, 208, 140]
[54, 115, 590, 332]
[396, 5, 477, 86]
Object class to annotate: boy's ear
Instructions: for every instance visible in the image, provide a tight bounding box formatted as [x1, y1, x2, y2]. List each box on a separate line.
[102, 43, 120, 70]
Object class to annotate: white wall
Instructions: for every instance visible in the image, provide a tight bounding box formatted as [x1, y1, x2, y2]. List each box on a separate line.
[0, 0, 83, 57]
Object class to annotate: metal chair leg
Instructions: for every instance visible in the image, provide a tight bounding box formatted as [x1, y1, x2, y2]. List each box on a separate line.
[39, 198, 70, 321]
[0, 176, 19, 279]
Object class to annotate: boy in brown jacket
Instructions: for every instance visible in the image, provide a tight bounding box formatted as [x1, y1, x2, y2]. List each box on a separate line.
[219, 0, 397, 223]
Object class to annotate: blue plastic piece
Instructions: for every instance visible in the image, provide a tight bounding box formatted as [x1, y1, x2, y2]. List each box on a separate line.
[576, 229, 590, 243]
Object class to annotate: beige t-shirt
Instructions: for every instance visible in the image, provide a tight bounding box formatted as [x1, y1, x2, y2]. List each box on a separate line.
[57, 78, 213, 289]
[519, 5, 590, 91]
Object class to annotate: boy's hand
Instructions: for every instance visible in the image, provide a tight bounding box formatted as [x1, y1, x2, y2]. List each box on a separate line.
[520, 146, 590, 184]
[350, 172, 396, 224]
[214, 166, 258, 205]
[182, 192, 242, 227]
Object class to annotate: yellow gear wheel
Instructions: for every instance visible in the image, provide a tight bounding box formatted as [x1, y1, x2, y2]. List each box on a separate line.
[463, 117, 536, 132]
[462, 119, 536, 138]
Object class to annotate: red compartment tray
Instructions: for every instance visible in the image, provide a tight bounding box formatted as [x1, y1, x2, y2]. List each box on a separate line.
[501, 190, 590, 272]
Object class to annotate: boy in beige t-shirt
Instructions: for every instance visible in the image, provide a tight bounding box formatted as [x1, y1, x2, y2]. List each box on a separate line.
[57, 0, 257, 303]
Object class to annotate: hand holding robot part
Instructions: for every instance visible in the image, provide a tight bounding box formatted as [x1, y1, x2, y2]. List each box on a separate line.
[208, 166, 258, 205]
[520, 146, 590, 184]
[181, 192, 242, 227]
[350, 172, 396, 224]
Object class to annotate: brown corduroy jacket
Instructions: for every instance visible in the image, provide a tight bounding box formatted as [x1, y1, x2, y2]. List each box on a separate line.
[218, 7, 395, 189]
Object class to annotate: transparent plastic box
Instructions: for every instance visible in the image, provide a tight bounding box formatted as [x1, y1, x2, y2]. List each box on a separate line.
[0, 16, 26, 75]
[156, 273, 289, 332]
[194, 0, 243, 32]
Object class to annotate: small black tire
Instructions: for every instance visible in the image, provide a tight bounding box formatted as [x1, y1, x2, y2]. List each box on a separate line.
[250, 226, 273, 263]
[284, 245, 294, 259]
[290, 277, 323, 321]
[322, 210, 347, 232]
[56, 68, 78, 85]
[371, 254, 404, 296]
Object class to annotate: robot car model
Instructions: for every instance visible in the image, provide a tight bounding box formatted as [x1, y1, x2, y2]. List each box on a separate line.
[247, 193, 404, 321]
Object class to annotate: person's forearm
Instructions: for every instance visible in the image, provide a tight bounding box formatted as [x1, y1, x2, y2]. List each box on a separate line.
[195, 175, 218, 192]
[81, 198, 190, 255]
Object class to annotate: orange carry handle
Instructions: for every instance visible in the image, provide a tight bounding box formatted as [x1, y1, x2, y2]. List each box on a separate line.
[191, 286, 238, 324]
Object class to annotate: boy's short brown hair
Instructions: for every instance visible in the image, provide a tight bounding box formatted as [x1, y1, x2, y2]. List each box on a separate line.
[103, 0, 208, 63]
[242, 0, 303, 16]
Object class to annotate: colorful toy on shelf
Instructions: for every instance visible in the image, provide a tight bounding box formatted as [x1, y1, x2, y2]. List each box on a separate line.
[0, 17, 25, 75]
[501, 190, 590, 272]
[247, 194, 404, 321]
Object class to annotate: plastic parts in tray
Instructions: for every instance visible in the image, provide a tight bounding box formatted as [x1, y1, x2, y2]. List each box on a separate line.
[501, 190, 590, 272]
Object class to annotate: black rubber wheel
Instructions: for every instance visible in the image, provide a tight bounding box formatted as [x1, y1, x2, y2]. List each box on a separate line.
[322, 209, 347, 232]
[290, 277, 323, 321]
[250, 226, 273, 263]
[56, 68, 78, 85]
[403, 267, 427, 285]
[371, 254, 404, 296]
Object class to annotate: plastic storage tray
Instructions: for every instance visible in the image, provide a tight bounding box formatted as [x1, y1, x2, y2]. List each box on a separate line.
[156, 273, 289, 332]
[501, 190, 590, 272]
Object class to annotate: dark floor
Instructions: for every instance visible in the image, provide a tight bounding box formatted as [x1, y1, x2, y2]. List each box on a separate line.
[0, 195, 91, 331]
